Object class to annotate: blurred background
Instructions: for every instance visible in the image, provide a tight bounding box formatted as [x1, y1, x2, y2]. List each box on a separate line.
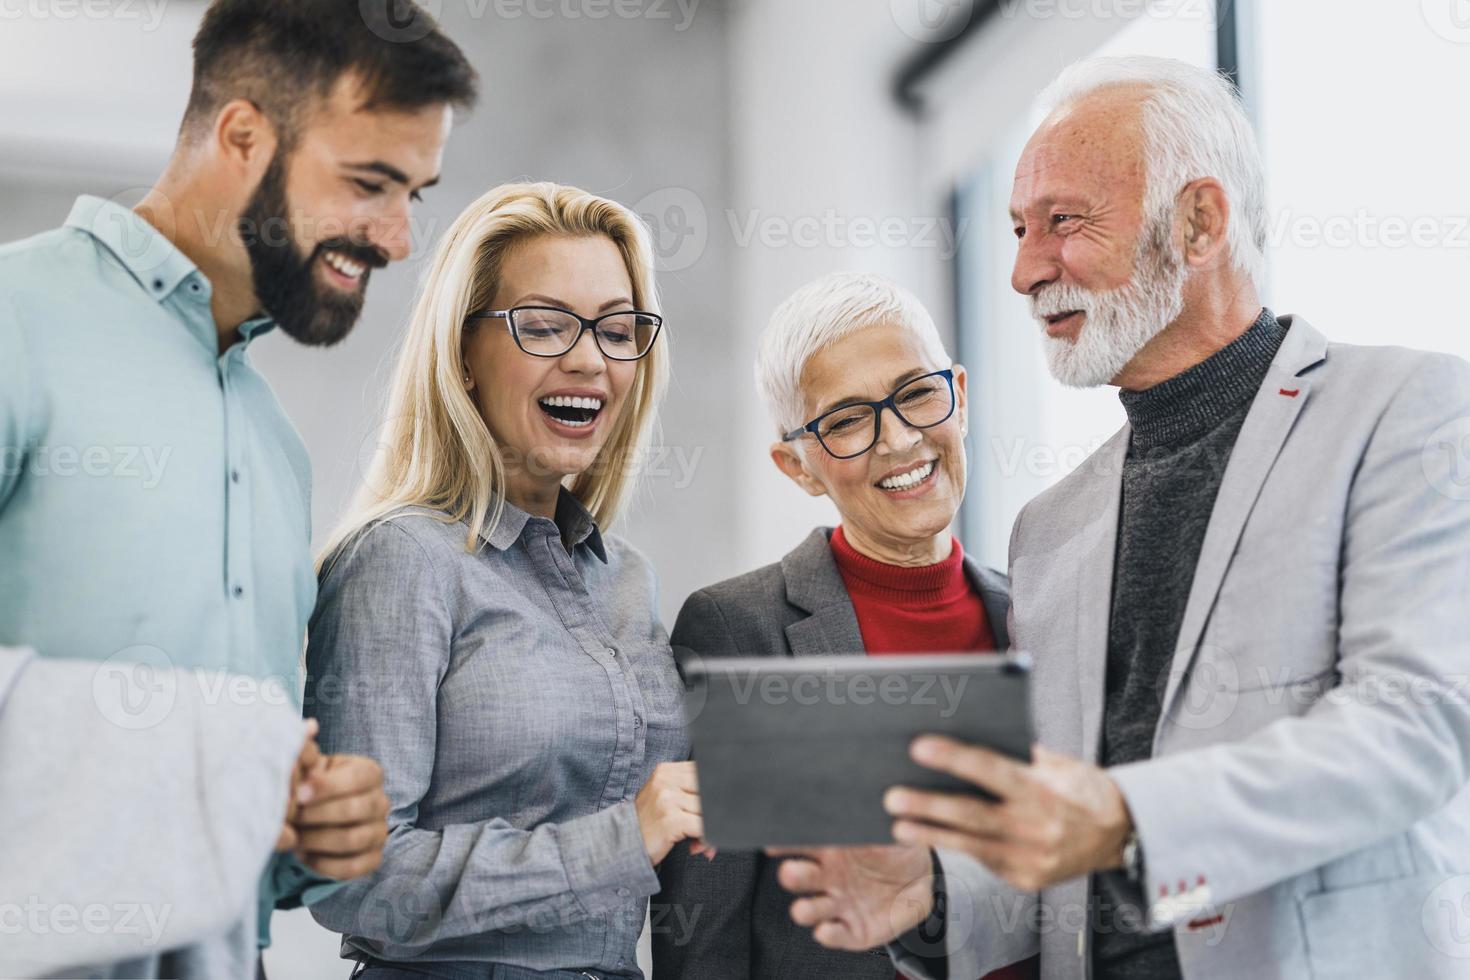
[2, 0, 1467, 974]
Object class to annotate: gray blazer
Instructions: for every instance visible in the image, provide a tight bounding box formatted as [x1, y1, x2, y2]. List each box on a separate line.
[652, 526, 1009, 979]
[892, 316, 1470, 980]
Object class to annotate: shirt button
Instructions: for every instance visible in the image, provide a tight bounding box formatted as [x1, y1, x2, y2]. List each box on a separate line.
[633, 715, 643, 729]
[616, 887, 629, 898]
[231, 469, 241, 484]
[152, 278, 163, 291]
[232, 585, 245, 599]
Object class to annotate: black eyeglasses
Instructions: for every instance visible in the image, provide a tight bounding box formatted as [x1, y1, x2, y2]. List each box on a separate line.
[783, 369, 957, 460]
[467, 305, 663, 361]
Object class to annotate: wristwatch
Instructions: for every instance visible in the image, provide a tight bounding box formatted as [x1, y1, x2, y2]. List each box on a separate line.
[1121, 830, 1144, 883]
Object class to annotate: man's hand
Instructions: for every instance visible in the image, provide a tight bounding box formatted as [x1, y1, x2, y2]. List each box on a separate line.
[275, 719, 321, 854]
[885, 737, 1133, 893]
[291, 752, 390, 880]
[765, 844, 934, 951]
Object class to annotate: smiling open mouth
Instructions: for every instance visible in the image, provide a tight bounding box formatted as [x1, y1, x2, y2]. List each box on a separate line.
[877, 458, 937, 492]
[538, 394, 605, 429]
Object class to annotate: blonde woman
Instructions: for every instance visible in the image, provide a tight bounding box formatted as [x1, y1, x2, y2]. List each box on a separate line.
[304, 183, 703, 980]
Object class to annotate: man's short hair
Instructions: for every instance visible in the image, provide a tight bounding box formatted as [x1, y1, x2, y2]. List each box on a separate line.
[182, 0, 479, 147]
[1038, 55, 1267, 286]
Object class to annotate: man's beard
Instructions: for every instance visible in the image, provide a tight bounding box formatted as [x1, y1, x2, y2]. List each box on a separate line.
[1030, 204, 1188, 388]
[238, 153, 386, 347]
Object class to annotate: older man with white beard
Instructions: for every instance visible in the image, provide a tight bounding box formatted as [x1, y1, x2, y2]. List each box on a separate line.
[769, 56, 1470, 980]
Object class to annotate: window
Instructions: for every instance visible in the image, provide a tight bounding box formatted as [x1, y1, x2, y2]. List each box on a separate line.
[1253, 1, 1470, 356]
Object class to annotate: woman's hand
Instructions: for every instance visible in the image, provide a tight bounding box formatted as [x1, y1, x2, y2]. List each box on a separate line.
[634, 761, 707, 865]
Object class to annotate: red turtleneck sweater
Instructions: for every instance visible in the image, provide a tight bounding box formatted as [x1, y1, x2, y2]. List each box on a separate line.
[830, 526, 1038, 980]
[829, 525, 996, 654]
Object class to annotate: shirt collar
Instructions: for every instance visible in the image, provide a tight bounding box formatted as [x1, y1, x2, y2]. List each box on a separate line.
[479, 487, 608, 563]
[63, 195, 277, 343]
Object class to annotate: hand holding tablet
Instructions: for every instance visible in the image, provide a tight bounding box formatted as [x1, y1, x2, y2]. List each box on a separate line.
[683, 653, 1033, 849]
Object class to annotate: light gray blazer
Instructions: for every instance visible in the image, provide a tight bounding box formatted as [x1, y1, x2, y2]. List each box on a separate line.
[892, 316, 1470, 980]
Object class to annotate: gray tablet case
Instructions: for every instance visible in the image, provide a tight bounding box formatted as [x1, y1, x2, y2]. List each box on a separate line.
[684, 653, 1033, 849]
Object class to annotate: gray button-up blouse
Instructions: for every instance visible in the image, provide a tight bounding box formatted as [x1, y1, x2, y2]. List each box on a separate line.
[303, 491, 689, 978]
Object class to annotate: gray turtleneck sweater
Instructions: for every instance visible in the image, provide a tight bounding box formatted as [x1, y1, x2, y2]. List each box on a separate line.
[1091, 308, 1288, 980]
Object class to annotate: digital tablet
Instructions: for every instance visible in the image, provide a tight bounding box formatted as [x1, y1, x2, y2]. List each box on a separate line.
[683, 653, 1033, 849]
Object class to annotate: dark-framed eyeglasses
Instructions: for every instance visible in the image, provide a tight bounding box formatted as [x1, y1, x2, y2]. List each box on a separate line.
[782, 369, 957, 460]
[467, 305, 663, 361]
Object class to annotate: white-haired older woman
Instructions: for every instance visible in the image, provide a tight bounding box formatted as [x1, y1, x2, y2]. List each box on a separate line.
[651, 272, 1035, 980]
[303, 183, 705, 979]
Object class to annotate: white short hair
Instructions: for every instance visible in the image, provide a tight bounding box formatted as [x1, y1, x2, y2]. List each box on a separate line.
[1038, 55, 1267, 285]
[755, 271, 952, 436]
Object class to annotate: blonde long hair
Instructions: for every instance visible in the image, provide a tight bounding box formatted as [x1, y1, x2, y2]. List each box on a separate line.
[320, 182, 668, 565]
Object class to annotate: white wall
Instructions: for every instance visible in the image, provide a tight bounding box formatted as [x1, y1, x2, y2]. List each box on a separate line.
[725, 0, 939, 568]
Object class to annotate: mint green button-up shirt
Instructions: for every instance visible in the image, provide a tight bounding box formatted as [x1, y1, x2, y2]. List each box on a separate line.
[0, 195, 334, 948]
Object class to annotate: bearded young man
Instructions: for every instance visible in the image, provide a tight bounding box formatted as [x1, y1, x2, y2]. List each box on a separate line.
[773, 56, 1470, 980]
[0, 2, 477, 977]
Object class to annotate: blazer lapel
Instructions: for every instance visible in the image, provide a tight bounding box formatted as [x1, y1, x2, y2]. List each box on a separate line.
[1155, 316, 1328, 730]
[963, 558, 1012, 651]
[1075, 429, 1129, 765]
[781, 528, 866, 656]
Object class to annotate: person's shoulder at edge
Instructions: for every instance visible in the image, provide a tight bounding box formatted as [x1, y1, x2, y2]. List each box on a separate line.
[691, 527, 832, 607]
[316, 504, 464, 587]
[0, 218, 107, 286]
[670, 527, 834, 656]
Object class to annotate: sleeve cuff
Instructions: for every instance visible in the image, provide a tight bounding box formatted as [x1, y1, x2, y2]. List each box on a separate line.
[0, 647, 35, 712]
[889, 849, 948, 980]
[1110, 759, 1221, 930]
[557, 800, 660, 917]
